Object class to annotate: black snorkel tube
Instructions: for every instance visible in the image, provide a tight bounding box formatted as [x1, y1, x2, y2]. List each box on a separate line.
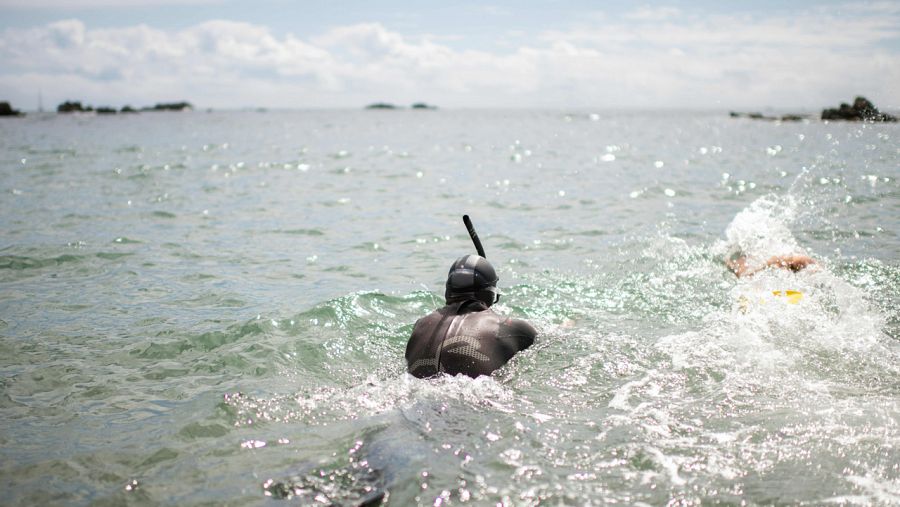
[462, 215, 486, 258]
[456, 214, 499, 306]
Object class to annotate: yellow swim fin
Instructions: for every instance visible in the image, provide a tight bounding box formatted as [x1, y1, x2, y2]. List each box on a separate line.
[772, 290, 803, 304]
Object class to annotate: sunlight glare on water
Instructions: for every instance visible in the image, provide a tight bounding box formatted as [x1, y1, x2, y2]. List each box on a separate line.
[0, 110, 898, 505]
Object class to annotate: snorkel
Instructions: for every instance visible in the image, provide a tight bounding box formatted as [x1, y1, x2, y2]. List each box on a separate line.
[463, 214, 486, 258]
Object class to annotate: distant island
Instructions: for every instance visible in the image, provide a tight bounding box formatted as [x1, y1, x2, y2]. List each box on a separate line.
[57, 100, 193, 114]
[729, 111, 811, 122]
[0, 101, 23, 117]
[143, 102, 193, 112]
[730, 96, 897, 122]
[365, 102, 438, 110]
[821, 96, 896, 122]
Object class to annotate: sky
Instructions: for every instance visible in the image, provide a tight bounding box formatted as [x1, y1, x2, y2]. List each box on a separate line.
[1, 0, 898, 110]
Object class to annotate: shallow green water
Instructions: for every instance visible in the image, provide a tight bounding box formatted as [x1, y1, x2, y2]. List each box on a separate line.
[1, 110, 898, 505]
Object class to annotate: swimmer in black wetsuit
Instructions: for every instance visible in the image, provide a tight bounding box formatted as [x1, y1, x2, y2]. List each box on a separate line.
[406, 253, 536, 378]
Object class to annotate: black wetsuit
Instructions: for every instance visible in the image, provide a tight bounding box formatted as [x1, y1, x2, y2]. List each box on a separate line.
[405, 300, 537, 378]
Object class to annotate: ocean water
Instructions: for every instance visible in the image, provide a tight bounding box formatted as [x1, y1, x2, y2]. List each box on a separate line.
[0, 110, 898, 506]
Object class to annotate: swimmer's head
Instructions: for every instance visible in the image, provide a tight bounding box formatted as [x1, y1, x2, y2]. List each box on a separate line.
[445, 254, 499, 306]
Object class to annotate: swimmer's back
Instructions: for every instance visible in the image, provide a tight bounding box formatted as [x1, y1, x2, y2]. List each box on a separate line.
[405, 301, 536, 378]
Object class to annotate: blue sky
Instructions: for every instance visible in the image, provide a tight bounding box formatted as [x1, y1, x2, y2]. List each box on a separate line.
[1, 0, 898, 110]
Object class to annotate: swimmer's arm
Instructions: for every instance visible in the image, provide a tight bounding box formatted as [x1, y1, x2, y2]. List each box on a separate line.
[765, 254, 816, 272]
[499, 318, 537, 352]
[726, 256, 753, 277]
[728, 254, 816, 278]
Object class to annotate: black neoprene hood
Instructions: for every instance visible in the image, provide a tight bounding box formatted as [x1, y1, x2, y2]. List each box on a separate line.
[444, 254, 499, 305]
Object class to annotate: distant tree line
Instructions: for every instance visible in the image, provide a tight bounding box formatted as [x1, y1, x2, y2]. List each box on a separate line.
[56, 101, 194, 114]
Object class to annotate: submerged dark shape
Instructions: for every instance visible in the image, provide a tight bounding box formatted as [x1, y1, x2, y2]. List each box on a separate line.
[261, 439, 390, 505]
[821, 96, 897, 122]
[365, 103, 397, 110]
[0, 101, 23, 117]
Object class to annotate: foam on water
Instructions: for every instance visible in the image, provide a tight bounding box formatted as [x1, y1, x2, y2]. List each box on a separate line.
[715, 194, 804, 268]
[613, 195, 900, 504]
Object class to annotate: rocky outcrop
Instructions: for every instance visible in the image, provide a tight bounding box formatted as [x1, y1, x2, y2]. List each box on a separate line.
[96, 106, 117, 114]
[821, 96, 896, 122]
[0, 101, 23, 116]
[730, 96, 897, 122]
[411, 102, 437, 109]
[365, 103, 397, 109]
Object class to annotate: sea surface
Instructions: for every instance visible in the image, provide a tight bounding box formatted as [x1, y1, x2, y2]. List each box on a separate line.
[1, 110, 898, 506]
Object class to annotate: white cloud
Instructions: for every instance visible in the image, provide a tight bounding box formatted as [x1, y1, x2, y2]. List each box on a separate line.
[624, 6, 681, 21]
[0, 0, 223, 8]
[0, 5, 898, 110]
